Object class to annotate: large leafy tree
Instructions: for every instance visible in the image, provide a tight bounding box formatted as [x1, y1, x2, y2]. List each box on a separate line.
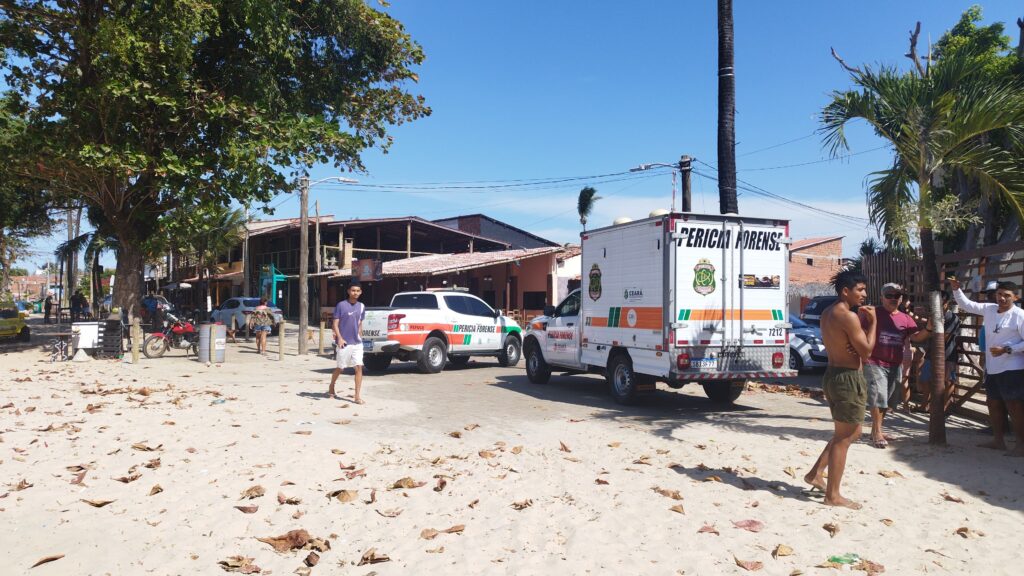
[0, 0, 429, 314]
[823, 24, 1024, 444]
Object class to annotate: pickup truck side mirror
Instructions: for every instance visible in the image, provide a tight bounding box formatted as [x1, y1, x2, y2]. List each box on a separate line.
[543, 305, 555, 316]
[492, 308, 501, 318]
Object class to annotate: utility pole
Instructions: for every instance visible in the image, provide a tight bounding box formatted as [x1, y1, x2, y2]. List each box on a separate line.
[717, 0, 739, 214]
[678, 155, 693, 212]
[298, 176, 310, 355]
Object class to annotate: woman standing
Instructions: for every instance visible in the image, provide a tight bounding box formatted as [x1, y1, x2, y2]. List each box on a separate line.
[248, 298, 274, 355]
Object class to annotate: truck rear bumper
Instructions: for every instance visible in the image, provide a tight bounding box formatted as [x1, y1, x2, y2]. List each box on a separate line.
[670, 369, 798, 383]
[361, 340, 401, 354]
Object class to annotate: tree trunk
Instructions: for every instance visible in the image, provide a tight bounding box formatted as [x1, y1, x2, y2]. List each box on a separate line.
[717, 0, 739, 214]
[919, 227, 947, 445]
[113, 236, 145, 318]
[0, 229, 10, 297]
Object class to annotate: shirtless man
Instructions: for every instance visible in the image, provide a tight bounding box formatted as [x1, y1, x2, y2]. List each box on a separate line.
[805, 270, 877, 509]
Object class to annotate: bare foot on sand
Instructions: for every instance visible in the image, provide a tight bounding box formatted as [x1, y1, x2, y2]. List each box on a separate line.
[327, 389, 338, 400]
[804, 472, 825, 492]
[352, 398, 366, 405]
[1005, 445, 1024, 458]
[824, 497, 862, 510]
[977, 440, 1007, 450]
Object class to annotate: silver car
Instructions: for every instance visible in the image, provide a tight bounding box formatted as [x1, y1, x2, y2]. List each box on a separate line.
[211, 297, 284, 333]
[789, 316, 827, 371]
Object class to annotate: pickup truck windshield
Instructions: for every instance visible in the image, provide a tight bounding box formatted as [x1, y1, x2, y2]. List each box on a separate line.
[391, 294, 438, 309]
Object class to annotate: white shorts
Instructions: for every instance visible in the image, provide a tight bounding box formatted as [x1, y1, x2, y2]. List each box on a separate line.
[336, 344, 364, 369]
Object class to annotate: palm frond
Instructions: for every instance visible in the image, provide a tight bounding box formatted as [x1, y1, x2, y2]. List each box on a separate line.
[54, 232, 94, 260]
[944, 141, 1024, 224]
[865, 162, 915, 252]
[577, 186, 600, 226]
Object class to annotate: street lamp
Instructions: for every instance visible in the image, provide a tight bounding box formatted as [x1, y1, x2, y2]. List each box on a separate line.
[629, 155, 693, 212]
[298, 175, 359, 355]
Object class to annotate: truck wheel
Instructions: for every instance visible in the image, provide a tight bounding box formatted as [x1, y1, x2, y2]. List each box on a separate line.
[18, 326, 30, 342]
[524, 340, 551, 384]
[607, 353, 638, 405]
[497, 336, 521, 367]
[417, 336, 447, 374]
[364, 354, 393, 373]
[789, 349, 803, 371]
[702, 380, 746, 404]
[449, 356, 470, 367]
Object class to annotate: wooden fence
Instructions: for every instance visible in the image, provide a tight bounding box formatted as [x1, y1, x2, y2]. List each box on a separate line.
[862, 241, 1024, 424]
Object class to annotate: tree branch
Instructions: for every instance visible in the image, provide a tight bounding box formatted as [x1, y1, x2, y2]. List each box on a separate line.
[905, 21, 927, 77]
[830, 47, 862, 75]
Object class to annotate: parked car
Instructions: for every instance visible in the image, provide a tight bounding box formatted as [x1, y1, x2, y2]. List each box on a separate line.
[14, 301, 31, 317]
[789, 316, 827, 371]
[800, 295, 838, 326]
[0, 301, 30, 342]
[210, 297, 284, 333]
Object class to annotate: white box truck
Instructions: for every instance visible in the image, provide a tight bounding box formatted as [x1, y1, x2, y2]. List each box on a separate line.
[523, 211, 797, 404]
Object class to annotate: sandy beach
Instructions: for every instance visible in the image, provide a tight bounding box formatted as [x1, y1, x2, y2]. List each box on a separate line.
[2, 328, 1023, 575]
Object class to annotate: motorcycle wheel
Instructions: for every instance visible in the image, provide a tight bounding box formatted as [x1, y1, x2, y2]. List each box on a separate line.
[142, 335, 169, 359]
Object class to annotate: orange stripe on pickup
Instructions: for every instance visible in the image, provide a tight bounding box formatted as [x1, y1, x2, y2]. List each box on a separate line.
[686, 309, 774, 321]
[588, 317, 608, 327]
[624, 307, 663, 329]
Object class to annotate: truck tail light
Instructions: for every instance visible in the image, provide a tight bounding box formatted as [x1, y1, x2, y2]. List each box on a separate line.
[387, 313, 406, 331]
[772, 352, 784, 369]
[677, 353, 690, 370]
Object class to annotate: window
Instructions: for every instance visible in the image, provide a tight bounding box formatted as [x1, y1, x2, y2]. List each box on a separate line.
[806, 258, 813, 266]
[391, 293, 438, 309]
[554, 291, 581, 317]
[464, 297, 495, 317]
[443, 295, 469, 314]
[522, 291, 547, 310]
[242, 298, 260, 307]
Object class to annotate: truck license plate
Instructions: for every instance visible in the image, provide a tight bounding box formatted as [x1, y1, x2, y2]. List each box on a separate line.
[692, 358, 716, 369]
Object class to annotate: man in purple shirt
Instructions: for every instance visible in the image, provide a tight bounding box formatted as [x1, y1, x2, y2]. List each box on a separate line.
[863, 283, 931, 448]
[329, 282, 365, 404]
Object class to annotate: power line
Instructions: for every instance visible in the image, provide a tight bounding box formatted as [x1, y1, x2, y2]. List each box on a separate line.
[737, 132, 816, 157]
[740, 145, 888, 171]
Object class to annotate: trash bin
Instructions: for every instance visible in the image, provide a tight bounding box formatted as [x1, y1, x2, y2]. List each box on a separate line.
[34, 301, 42, 313]
[198, 322, 227, 363]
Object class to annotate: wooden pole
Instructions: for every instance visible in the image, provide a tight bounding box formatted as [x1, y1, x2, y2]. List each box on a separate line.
[298, 176, 309, 355]
[315, 200, 321, 274]
[131, 317, 140, 364]
[278, 320, 285, 361]
[318, 319, 325, 355]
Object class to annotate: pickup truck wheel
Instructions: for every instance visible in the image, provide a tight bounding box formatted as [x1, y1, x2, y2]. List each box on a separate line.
[702, 380, 746, 404]
[497, 336, 521, 367]
[525, 340, 551, 384]
[363, 354, 392, 372]
[449, 356, 470, 367]
[607, 353, 638, 405]
[417, 336, 447, 374]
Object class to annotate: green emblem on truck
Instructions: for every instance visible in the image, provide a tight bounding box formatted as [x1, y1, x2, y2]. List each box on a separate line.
[588, 263, 602, 301]
[693, 258, 716, 296]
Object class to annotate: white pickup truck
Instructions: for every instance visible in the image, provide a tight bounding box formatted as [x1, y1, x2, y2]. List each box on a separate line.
[360, 290, 524, 374]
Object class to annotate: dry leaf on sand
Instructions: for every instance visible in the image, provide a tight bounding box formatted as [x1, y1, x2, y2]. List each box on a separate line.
[131, 442, 162, 452]
[608, 442, 622, 448]
[653, 487, 683, 500]
[468, 499, 479, 509]
[426, 546, 444, 554]
[478, 450, 497, 459]
[70, 471, 86, 486]
[732, 519, 765, 532]
[330, 448, 345, 455]
[376, 508, 403, 518]
[955, 526, 984, 538]
[239, 485, 265, 500]
[669, 504, 685, 514]
[823, 522, 839, 538]
[772, 544, 794, 559]
[30, 554, 65, 569]
[366, 489, 377, 505]
[391, 477, 426, 490]
[783, 466, 796, 478]
[303, 551, 319, 567]
[357, 548, 390, 566]
[878, 470, 903, 479]
[235, 505, 259, 514]
[346, 468, 366, 480]
[81, 499, 115, 508]
[464, 423, 480, 431]
[421, 525, 465, 540]
[143, 458, 161, 469]
[293, 430, 312, 436]
[633, 456, 652, 465]
[697, 524, 719, 535]
[256, 529, 310, 553]
[881, 518, 894, 526]
[511, 445, 523, 455]
[329, 489, 359, 503]
[277, 492, 301, 505]
[113, 473, 142, 484]
[734, 556, 763, 572]
[149, 484, 163, 496]
[511, 499, 533, 510]
[448, 431, 462, 439]
[420, 528, 439, 540]
[434, 477, 447, 492]
[218, 555, 261, 573]
[942, 492, 964, 503]
[281, 480, 295, 486]
[595, 478, 609, 485]
[14, 479, 33, 491]
[704, 475, 723, 483]
[559, 441, 571, 453]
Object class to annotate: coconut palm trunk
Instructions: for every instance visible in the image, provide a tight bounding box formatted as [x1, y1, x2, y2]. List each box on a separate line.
[717, 0, 739, 214]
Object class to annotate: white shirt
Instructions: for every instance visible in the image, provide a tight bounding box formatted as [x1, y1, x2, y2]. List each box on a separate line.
[953, 289, 1024, 374]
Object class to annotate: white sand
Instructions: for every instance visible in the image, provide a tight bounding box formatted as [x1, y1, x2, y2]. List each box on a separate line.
[2, 340, 1023, 575]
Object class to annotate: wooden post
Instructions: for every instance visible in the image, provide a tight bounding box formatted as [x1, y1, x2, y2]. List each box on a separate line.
[406, 221, 412, 257]
[319, 319, 325, 355]
[131, 317, 140, 364]
[315, 200, 321, 274]
[278, 320, 285, 361]
[298, 176, 309, 355]
[242, 225, 250, 297]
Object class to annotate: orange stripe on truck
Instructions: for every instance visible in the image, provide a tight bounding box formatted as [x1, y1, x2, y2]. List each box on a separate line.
[685, 309, 774, 321]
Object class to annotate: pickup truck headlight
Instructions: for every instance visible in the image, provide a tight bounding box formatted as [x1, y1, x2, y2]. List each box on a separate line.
[794, 333, 823, 347]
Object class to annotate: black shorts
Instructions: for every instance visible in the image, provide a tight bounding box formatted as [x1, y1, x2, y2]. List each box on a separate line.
[985, 369, 1024, 402]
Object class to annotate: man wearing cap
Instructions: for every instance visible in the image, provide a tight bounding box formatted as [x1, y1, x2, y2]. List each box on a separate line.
[862, 282, 932, 448]
[950, 278, 1024, 456]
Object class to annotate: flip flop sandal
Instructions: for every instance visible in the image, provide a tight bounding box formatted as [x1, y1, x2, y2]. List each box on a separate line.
[871, 438, 889, 449]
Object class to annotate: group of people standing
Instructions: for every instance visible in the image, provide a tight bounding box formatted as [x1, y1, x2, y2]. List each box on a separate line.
[807, 270, 1024, 510]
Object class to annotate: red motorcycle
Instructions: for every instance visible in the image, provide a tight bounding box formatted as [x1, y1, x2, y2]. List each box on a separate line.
[142, 313, 198, 358]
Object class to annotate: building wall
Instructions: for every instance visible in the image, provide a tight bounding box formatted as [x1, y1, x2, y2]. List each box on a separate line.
[555, 254, 582, 305]
[789, 239, 843, 271]
[435, 216, 555, 249]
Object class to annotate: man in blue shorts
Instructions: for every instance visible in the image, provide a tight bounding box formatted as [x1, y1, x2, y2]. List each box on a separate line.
[329, 282, 365, 404]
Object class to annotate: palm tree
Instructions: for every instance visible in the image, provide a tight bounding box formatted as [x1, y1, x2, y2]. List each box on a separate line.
[717, 0, 738, 214]
[821, 36, 1024, 444]
[186, 206, 248, 319]
[577, 186, 600, 231]
[54, 225, 118, 313]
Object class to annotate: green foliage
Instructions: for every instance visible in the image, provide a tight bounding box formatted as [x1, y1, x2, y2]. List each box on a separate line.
[933, 6, 1018, 80]
[8, 267, 28, 277]
[577, 186, 601, 228]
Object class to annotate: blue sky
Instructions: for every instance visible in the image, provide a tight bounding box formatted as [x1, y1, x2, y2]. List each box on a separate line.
[19, 1, 1024, 268]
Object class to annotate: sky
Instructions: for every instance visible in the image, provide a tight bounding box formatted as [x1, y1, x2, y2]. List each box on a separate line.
[17, 0, 1024, 270]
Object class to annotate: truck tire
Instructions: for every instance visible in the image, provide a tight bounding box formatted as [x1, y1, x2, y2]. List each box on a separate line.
[524, 340, 551, 384]
[607, 353, 638, 405]
[449, 355, 470, 367]
[702, 380, 746, 404]
[417, 336, 447, 374]
[363, 354, 392, 373]
[497, 336, 521, 367]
